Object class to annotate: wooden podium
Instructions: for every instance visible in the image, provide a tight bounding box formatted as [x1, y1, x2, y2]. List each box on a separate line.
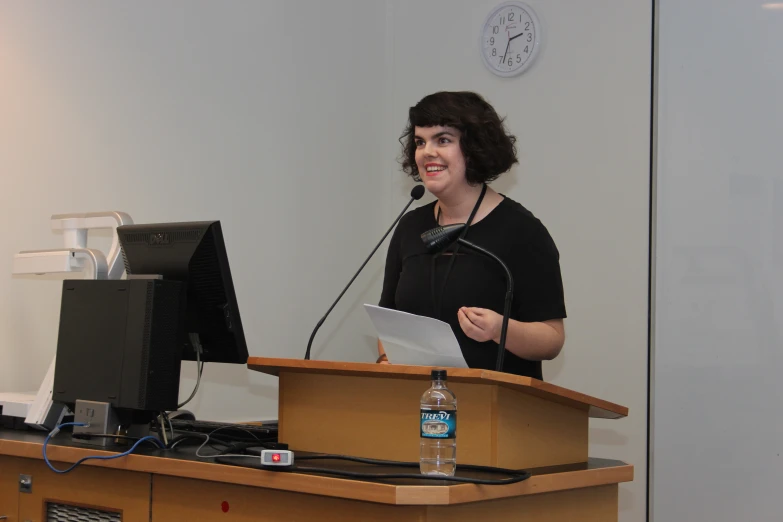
[247, 358, 628, 471]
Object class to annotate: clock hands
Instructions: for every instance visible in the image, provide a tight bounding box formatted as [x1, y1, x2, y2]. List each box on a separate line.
[509, 31, 525, 42]
[501, 31, 511, 64]
[501, 30, 526, 65]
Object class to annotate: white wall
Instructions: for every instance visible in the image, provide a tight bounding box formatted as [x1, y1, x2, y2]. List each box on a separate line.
[0, 0, 388, 420]
[652, 1, 783, 520]
[384, 2, 651, 521]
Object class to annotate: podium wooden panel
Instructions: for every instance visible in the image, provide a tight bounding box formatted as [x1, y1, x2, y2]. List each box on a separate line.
[247, 358, 628, 470]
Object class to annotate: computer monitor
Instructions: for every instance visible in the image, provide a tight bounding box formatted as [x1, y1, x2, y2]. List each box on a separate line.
[117, 220, 248, 364]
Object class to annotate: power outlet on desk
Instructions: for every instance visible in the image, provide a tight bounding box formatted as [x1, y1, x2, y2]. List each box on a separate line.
[19, 474, 32, 493]
[72, 400, 120, 447]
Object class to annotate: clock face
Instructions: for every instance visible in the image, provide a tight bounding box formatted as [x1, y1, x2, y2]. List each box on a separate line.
[481, 2, 541, 77]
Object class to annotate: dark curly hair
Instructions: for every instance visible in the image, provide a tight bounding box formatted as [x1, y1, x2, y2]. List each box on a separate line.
[399, 91, 518, 184]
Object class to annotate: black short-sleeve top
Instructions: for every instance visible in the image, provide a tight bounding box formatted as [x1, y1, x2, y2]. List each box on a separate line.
[379, 196, 566, 380]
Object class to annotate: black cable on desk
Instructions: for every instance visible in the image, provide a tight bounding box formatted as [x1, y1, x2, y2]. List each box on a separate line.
[166, 433, 276, 451]
[216, 441, 279, 455]
[71, 433, 163, 447]
[162, 432, 527, 485]
[296, 454, 526, 474]
[282, 466, 531, 485]
[214, 453, 531, 485]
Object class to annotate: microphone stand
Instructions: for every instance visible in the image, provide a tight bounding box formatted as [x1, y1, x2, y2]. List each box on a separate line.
[453, 239, 514, 372]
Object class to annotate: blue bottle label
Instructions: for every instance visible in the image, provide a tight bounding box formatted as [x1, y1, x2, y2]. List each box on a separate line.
[420, 409, 456, 439]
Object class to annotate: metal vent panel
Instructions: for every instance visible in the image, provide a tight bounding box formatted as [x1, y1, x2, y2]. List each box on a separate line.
[46, 502, 121, 522]
[121, 230, 201, 245]
[121, 232, 149, 244]
[172, 230, 201, 242]
[138, 281, 154, 406]
[146, 280, 184, 407]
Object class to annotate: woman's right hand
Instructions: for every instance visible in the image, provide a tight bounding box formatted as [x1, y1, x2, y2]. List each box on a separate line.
[377, 339, 390, 364]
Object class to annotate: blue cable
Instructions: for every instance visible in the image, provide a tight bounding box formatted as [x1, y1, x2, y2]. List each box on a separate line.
[43, 421, 165, 474]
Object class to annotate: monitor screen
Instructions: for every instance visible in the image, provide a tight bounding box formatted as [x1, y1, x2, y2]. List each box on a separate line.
[117, 221, 248, 364]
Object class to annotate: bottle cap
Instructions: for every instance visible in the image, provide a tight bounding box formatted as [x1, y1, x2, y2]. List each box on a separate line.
[431, 369, 447, 380]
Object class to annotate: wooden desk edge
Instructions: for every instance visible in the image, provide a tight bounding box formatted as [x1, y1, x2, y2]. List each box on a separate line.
[0, 438, 633, 506]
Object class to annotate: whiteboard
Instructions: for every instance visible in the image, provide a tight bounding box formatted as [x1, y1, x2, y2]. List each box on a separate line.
[652, 0, 783, 520]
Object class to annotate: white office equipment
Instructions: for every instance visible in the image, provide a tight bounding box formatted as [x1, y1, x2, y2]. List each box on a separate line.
[11, 211, 133, 430]
[13, 211, 132, 280]
[0, 393, 36, 419]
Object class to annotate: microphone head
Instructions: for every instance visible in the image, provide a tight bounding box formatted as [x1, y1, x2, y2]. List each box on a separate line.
[410, 185, 425, 200]
[421, 224, 466, 253]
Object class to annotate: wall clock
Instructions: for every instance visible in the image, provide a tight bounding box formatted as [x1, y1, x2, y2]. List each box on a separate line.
[481, 2, 541, 77]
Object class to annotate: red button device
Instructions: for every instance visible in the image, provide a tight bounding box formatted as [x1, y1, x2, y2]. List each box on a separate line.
[261, 449, 293, 465]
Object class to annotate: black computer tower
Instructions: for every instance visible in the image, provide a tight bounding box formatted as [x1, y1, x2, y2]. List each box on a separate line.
[53, 279, 185, 412]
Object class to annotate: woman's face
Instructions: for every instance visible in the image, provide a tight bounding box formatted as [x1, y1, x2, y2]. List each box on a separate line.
[414, 126, 467, 195]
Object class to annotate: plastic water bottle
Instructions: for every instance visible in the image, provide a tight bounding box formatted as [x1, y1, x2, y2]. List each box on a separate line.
[420, 369, 457, 476]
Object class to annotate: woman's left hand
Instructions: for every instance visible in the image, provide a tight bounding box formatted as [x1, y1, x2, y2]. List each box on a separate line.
[457, 307, 502, 343]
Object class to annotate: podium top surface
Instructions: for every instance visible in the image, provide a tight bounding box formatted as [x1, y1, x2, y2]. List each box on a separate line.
[247, 357, 628, 419]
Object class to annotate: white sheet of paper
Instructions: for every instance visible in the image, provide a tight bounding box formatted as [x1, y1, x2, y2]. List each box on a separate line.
[364, 304, 468, 368]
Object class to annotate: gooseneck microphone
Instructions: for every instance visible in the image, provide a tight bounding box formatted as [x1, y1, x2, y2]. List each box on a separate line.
[421, 224, 514, 372]
[304, 185, 426, 360]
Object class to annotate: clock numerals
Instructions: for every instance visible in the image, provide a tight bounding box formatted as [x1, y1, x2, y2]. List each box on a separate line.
[509, 12, 515, 21]
[516, 54, 522, 64]
[493, 25, 499, 34]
